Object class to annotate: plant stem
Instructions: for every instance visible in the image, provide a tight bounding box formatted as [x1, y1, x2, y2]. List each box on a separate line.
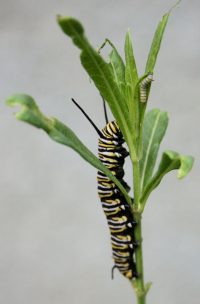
[132, 159, 146, 304]
[134, 219, 146, 304]
[132, 159, 141, 204]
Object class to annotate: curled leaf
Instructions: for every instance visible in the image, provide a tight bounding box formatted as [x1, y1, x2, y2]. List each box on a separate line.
[6, 94, 132, 206]
[141, 150, 194, 204]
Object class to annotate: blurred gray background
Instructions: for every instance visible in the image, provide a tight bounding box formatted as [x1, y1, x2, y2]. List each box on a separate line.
[0, 0, 199, 303]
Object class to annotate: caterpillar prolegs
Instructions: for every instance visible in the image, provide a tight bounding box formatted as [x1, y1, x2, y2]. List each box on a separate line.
[71, 98, 138, 279]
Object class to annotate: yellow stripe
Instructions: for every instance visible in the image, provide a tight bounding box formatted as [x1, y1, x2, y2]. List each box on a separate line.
[104, 208, 121, 216]
[99, 156, 118, 163]
[106, 199, 120, 203]
[115, 235, 131, 242]
[112, 244, 128, 250]
[98, 142, 116, 148]
[124, 271, 132, 278]
[99, 193, 113, 199]
[110, 122, 118, 133]
[110, 227, 126, 233]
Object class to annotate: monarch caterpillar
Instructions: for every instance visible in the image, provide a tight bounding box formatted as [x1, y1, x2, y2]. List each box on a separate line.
[140, 73, 154, 103]
[71, 98, 138, 279]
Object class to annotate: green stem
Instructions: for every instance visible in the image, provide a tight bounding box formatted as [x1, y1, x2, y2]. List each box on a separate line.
[131, 159, 146, 304]
[134, 219, 146, 304]
[132, 159, 141, 204]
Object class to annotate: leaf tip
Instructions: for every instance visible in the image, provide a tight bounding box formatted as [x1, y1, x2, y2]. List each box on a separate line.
[7, 93, 35, 104]
[6, 93, 34, 108]
[56, 14, 61, 22]
[177, 155, 194, 179]
[57, 15, 84, 36]
[145, 281, 153, 295]
[56, 14, 65, 23]
[169, 0, 182, 13]
[5, 94, 38, 120]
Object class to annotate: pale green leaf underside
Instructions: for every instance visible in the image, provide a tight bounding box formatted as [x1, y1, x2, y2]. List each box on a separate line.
[57, 16, 131, 148]
[140, 109, 169, 191]
[6, 94, 131, 206]
[141, 150, 194, 203]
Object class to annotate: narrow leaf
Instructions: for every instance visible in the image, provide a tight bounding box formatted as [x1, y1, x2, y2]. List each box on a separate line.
[145, 1, 181, 73]
[57, 16, 131, 149]
[6, 94, 132, 206]
[140, 109, 168, 190]
[141, 150, 194, 203]
[99, 39, 126, 95]
[108, 43, 125, 95]
[125, 30, 138, 110]
[125, 31, 138, 89]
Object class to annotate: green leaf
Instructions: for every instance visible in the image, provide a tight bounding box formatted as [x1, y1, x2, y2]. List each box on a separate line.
[6, 94, 132, 206]
[125, 30, 138, 111]
[108, 42, 126, 95]
[57, 16, 132, 151]
[140, 109, 169, 191]
[145, 1, 181, 73]
[109, 52, 125, 86]
[145, 11, 169, 73]
[141, 150, 194, 204]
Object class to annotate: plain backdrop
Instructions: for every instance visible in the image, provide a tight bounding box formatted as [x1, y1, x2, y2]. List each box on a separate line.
[0, 0, 199, 303]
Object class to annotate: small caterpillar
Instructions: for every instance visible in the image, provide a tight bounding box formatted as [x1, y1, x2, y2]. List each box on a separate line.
[140, 73, 153, 103]
[71, 98, 138, 279]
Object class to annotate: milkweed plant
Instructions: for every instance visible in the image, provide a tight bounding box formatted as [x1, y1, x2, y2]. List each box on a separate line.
[6, 2, 194, 304]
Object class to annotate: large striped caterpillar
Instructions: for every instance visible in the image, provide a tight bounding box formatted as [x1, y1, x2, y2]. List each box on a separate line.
[71, 98, 138, 279]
